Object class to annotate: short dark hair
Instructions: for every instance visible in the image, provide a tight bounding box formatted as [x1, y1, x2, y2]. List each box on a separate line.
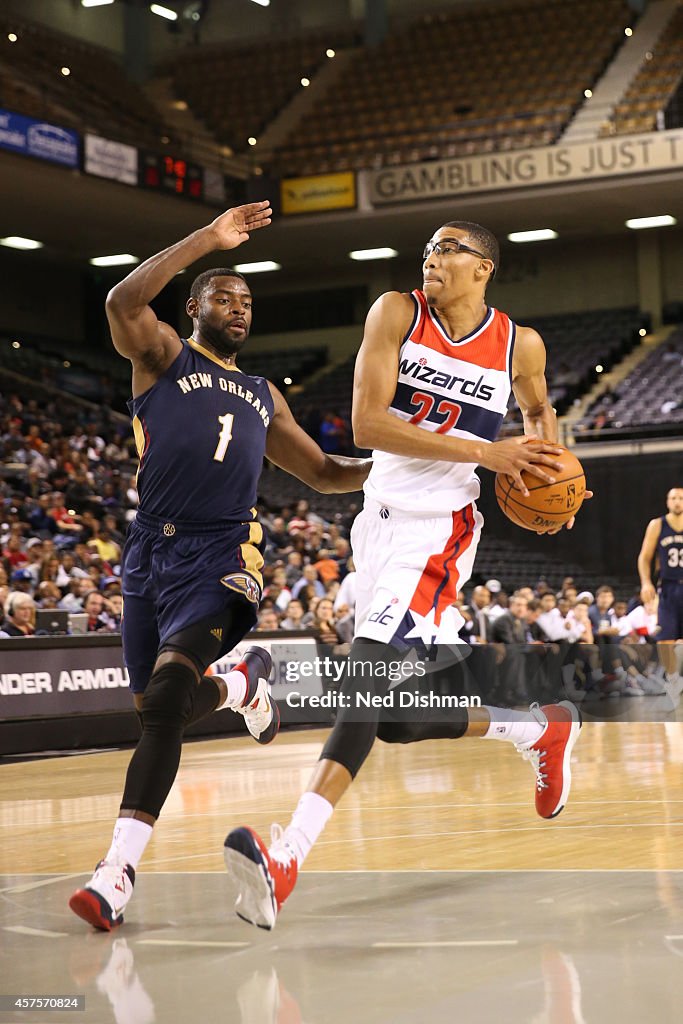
[596, 585, 614, 597]
[442, 220, 499, 281]
[189, 268, 247, 301]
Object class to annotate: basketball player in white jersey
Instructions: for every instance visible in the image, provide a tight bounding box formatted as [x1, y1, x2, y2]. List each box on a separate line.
[225, 221, 587, 928]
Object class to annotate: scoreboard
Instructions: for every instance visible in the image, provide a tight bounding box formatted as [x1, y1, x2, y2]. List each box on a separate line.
[139, 152, 204, 200]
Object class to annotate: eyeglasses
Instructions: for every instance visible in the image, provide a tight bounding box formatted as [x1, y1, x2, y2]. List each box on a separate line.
[423, 237, 487, 261]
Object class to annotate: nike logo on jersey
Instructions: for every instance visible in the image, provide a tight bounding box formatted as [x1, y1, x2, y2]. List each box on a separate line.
[399, 358, 495, 401]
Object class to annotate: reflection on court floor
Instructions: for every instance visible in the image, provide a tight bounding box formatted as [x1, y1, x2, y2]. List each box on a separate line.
[1, 871, 683, 1023]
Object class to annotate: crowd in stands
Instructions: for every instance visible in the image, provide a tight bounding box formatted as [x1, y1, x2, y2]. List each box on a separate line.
[1, 381, 672, 706]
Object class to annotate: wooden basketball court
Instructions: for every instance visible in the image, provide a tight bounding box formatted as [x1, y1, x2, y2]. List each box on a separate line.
[2, 720, 682, 1022]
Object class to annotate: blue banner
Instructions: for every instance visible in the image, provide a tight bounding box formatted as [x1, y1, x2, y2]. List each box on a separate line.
[0, 108, 79, 168]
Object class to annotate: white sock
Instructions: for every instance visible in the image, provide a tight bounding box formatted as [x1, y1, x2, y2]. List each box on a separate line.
[481, 705, 546, 746]
[282, 792, 334, 867]
[105, 817, 153, 870]
[214, 669, 248, 710]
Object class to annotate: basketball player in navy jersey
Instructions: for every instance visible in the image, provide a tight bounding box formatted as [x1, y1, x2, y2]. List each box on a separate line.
[69, 201, 372, 931]
[638, 487, 683, 690]
[226, 221, 591, 929]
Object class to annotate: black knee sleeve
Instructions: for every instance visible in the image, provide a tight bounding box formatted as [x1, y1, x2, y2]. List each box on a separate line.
[321, 716, 380, 779]
[121, 662, 198, 818]
[377, 713, 468, 744]
[319, 638, 395, 778]
[141, 661, 197, 731]
[187, 675, 221, 726]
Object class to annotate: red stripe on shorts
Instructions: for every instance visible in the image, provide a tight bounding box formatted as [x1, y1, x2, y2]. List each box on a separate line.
[409, 503, 476, 625]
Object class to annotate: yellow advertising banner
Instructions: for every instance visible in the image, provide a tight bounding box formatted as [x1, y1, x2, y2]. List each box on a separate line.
[281, 171, 356, 215]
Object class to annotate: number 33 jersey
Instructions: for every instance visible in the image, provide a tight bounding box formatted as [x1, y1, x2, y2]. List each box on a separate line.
[363, 289, 516, 515]
[127, 337, 274, 522]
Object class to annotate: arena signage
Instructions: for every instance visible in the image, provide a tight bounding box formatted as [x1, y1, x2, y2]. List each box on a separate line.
[0, 108, 79, 168]
[281, 171, 356, 215]
[368, 129, 683, 204]
[84, 133, 138, 185]
[0, 635, 328, 725]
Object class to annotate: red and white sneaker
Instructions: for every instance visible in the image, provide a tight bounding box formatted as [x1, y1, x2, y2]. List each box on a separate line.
[234, 646, 280, 744]
[515, 701, 582, 819]
[69, 860, 135, 931]
[224, 825, 298, 930]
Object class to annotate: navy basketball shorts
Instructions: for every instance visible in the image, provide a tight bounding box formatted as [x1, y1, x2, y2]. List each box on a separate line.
[121, 511, 263, 693]
[658, 580, 683, 642]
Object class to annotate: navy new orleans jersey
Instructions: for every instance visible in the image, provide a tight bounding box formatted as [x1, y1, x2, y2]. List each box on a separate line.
[657, 516, 683, 582]
[128, 337, 273, 522]
[122, 337, 275, 692]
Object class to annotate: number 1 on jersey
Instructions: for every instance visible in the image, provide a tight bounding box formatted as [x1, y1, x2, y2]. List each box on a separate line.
[213, 413, 234, 462]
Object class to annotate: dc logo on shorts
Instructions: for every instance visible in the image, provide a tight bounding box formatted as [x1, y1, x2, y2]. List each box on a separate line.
[379, 507, 390, 519]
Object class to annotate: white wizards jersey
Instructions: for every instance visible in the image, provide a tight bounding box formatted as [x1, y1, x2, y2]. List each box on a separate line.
[363, 289, 516, 515]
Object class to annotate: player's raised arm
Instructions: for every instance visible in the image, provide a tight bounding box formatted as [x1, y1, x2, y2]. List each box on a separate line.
[353, 292, 562, 493]
[638, 517, 662, 603]
[105, 202, 272, 379]
[265, 383, 371, 493]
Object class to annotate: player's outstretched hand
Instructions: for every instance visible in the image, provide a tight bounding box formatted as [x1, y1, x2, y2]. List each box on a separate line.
[544, 489, 593, 534]
[209, 201, 272, 250]
[480, 435, 564, 497]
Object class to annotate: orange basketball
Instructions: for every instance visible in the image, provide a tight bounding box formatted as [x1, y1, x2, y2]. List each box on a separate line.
[495, 445, 586, 532]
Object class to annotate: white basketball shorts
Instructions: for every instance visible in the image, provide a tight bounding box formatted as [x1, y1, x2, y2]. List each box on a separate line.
[350, 498, 483, 652]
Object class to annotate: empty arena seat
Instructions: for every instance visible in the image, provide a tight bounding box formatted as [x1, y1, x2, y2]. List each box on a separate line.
[574, 326, 683, 440]
[265, 0, 631, 175]
[601, 4, 683, 137]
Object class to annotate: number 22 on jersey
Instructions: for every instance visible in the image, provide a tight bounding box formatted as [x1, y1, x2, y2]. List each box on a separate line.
[409, 391, 462, 434]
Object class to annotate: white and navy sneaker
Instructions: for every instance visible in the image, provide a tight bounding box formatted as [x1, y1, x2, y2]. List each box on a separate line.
[69, 860, 135, 931]
[233, 646, 280, 744]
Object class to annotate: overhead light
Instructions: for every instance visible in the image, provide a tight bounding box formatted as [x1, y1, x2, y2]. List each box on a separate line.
[248, 137, 257, 146]
[283, 376, 293, 385]
[11, 340, 21, 349]
[250, 0, 271, 6]
[171, 99, 188, 111]
[595, 364, 603, 373]
[507, 229, 558, 243]
[150, 4, 178, 20]
[349, 247, 398, 261]
[624, 26, 633, 37]
[7, 32, 17, 42]
[326, 48, 336, 58]
[626, 215, 676, 229]
[232, 260, 281, 273]
[301, 77, 310, 87]
[0, 235, 43, 250]
[89, 254, 139, 266]
[81, 0, 116, 7]
[638, 328, 647, 337]
[61, 66, 71, 76]
[63, 360, 71, 367]
[584, 89, 592, 98]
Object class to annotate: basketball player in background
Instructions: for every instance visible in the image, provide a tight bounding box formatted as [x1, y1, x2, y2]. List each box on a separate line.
[638, 487, 683, 691]
[226, 221, 591, 929]
[69, 201, 373, 931]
